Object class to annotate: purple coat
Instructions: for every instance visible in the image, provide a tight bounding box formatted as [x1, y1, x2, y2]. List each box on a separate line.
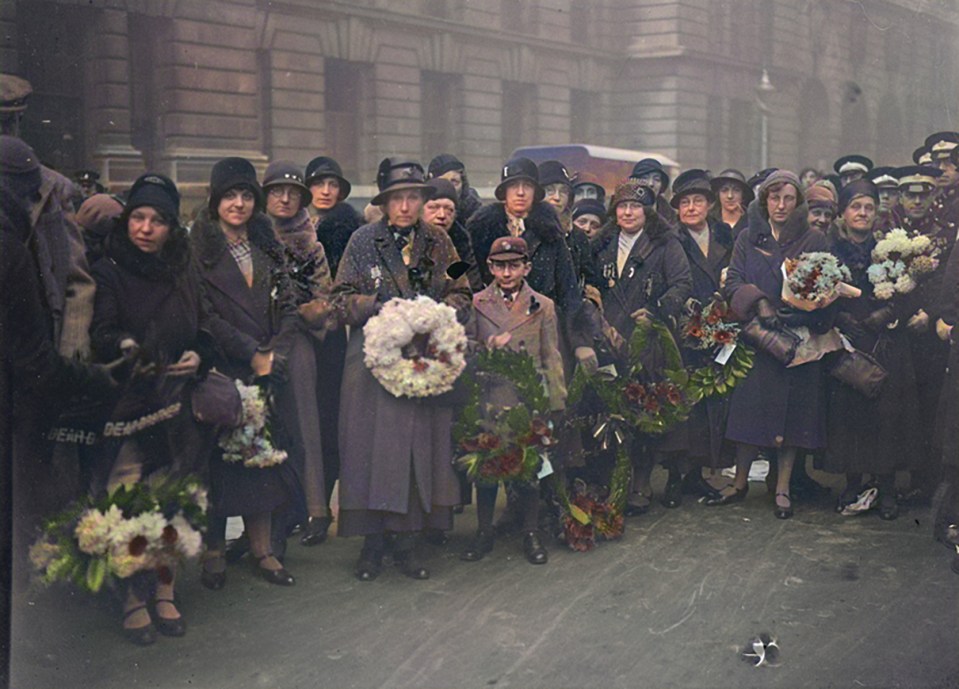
[723, 200, 832, 450]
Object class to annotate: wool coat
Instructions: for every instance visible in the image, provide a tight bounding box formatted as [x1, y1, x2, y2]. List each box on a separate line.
[332, 219, 471, 536]
[723, 200, 833, 450]
[823, 233, 921, 474]
[468, 201, 590, 350]
[467, 281, 567, 412]
[676, 219, 734, 466]
[190, 209, 301, 518]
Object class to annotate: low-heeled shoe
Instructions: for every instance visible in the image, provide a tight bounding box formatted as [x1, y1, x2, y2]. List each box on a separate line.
[523, 531, 548, 565]
[460, 530, 495, 562]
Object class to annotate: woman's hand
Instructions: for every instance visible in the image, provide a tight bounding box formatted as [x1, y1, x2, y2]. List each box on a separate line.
[486, 332, 512, 350]
[630, 308, 652, 325]
[167, 350, 201, 377]
[250, 350, 274, 377]
[907, 309, 929, 333]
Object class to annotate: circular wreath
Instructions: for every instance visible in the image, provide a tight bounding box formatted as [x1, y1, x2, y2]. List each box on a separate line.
[363, 296, 467, 398]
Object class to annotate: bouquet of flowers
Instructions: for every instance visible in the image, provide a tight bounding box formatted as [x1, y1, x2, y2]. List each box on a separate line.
[867, 227, 942, 300]
[454, 348, 555, 485]
[218, 381, 287, 468]
[364, 296, 468, 398]
[680, 296, 754, 398]
[30, 475, 207, 594]
[782, 252, 860, 311]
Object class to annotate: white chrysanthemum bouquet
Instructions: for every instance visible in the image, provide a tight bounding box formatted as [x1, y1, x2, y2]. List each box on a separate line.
[867, 228, 941, 300]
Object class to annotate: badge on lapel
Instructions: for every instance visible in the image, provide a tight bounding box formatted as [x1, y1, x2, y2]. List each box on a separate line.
[370, 265, 382, 289]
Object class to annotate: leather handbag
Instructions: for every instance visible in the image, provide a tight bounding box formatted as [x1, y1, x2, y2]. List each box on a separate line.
[191, 370, 242, 428]
[828, 348, 888, 399]
[741, 318, 801, 365]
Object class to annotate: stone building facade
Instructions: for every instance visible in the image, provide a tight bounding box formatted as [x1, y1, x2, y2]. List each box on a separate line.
[1, 0, 956, 199]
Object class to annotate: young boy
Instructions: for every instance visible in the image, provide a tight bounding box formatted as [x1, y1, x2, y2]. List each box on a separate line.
[462, 236, 566, 565]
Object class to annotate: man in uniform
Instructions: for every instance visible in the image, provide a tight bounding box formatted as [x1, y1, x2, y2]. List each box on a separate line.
[833, 154, 874, 188]
[866, 166, 903, 233]
[73, 169, 105, 199]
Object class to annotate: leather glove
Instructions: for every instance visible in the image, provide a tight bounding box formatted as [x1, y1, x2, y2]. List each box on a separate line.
[862, 305, 895, 332]
[574, 346, 599, 374]
[907, 309, 929, 333]
[755, 298, 781, 330]
[835, 312, 866, 341]
[269, 352, 290, 385]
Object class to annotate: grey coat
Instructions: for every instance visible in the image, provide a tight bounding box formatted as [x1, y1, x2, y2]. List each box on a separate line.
[331, 219, 471, 529]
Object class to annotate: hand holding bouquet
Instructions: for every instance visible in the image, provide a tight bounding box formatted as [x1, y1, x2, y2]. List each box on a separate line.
[782, 252, 860, 311]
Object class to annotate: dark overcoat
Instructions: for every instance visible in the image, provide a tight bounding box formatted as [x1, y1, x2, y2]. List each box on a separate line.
[723, 200, 833, 450]
[190, 209, 300, 518]
[331, 219, 471, 536]
[823, 233, 921, 474]
[676, 219, 733, 465]
[312, 202, 361, 281]
[936, 239, 959, 469]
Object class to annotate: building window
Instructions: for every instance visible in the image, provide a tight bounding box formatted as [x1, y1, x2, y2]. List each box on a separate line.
[501, 81, 537, 160]
[325, 58, 366, 179]
[17, 2, 89, 172]
[570, 89, 593, 143]
[421, 71, 459, 164]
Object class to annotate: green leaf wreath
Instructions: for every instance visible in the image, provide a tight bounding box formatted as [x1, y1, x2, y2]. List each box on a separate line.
[453, 348, 556, 486]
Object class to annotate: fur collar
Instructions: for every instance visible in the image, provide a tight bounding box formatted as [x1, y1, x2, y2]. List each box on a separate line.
[105, 218, 191, 282]
[469, 201, 564, 246]
[191, 207, 284, 267]
[745, 197, 811, 248]
[312, 201, 360, 234]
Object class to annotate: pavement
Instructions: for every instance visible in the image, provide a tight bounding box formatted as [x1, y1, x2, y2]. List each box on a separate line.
[9, 469, 959, 689]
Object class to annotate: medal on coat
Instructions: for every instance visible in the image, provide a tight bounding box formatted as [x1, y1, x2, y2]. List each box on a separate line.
[603, 262, 616, 288]
[370, 265, 382, 289]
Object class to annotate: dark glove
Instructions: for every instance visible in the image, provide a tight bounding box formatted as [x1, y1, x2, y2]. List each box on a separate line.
[862, 305, 895, 332]
[755, 298, 781, 330]
[834, 312, 866, 340]
[269, 352, 290, 385]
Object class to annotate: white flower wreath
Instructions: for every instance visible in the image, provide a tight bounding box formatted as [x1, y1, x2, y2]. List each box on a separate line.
[363, 296, 467, 398]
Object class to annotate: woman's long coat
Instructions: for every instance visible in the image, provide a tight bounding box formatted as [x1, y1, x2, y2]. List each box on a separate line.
[823, 233, 920, 474]
[331, 219, 471, 536]
[676, 219, 733, 466]
[190, 209, 301, 518]
[723, 200, 834, 450]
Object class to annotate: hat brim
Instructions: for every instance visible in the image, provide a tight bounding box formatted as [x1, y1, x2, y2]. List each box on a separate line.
[710, 176, 755, 204]
[670, 187, 716, 209]
[305, 173, 352, 201]
[494, 175, 545, 202]
[488, 252, 528, 262]
[370, 182, 433, 206]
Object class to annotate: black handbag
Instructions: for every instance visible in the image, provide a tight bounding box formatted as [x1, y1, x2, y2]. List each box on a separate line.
[191, 370, 242, 427]
[741, 318, 801, 365]
[828, 348, 888, 399]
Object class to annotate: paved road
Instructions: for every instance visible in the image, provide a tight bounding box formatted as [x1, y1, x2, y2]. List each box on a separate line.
[10, 471, 958, 689]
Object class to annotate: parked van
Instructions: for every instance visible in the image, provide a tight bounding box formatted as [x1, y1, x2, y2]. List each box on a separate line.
[509, 144, 681, 195]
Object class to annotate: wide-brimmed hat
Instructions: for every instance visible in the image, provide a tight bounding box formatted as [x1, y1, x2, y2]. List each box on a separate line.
[833, 154, 874, 176]
[371, 158, 432, 205]
[629, 158, 670, 190]
[304, 156, 351, 200]
[670, 169, 715, 209]
[609, 179, 655, 212]
[710, 168, 754, 205]
[209, 157, 263, 212]
[494, 157, 544, 202]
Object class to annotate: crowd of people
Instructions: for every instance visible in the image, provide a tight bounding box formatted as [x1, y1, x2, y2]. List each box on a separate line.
[1, 70, 957, 652]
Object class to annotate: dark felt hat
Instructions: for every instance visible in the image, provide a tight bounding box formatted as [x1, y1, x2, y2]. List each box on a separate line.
[747, 167, 778, 190]
[710, 168, 754, 205]
[74, 169, 100, 184]
[488, 236, 528, 261]
[0, 73, 31, 114]
[304, 156, 351, 200]
[537, 160, 572, 189]
[371, 158, 432, 205]
[494, 157, 544, 202]
[425, 178, 457, 204]
[262, 160, 308, 209]
[572, 171, 606, 204]
[127, 172, 180, 220]
[838, 179, 879, 212]
[427, 153, 465, 179]
[209, 157, 263, 212]
[572, 198, 606, 221]
[833, 154, 874, 176]
[670, 168, 715, 209]
[629, 158, 670, 190]
[0, 134, 42, 201]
